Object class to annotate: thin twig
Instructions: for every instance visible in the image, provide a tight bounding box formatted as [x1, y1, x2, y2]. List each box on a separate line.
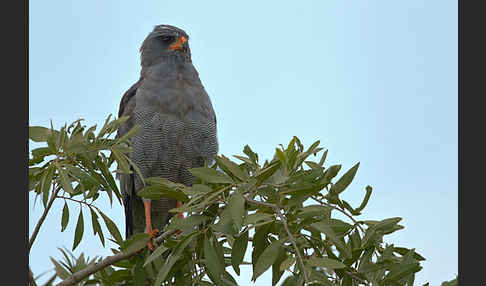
[29, 185, 61, 253]
[56, 229, 178, 286]
[245, 198, 309, 283]
[56, 195, 101, 213]
[311, 196, 365, 233]
[345, 271, 370, 286]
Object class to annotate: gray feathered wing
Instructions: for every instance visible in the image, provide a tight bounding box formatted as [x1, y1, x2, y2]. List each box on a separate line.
[117, 78, 142, 239]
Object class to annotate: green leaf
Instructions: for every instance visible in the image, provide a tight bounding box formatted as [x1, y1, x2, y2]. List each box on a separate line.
[361, 227, 377, 249]
[215, 155, 249, 181]
[189, 167, 234, 184]
[117, 124, 140, 142]
[354, 185, 372, 213]
[56, 164, 74, 194]
[330, 162, 360, 195]
[341, 200, 357, 215]
[276, 147, 287, 166]
[64, 165, 99, 188]
[50, 258, 70, 280]
[272, 250, 287, 286]
[137, 185, 188, 202]
[72, 208, 84, 250]
[280, 181, 324, 196]
[173, 231, 199, 257]
[31, 147, 54, 159]
[255, 161, 282, 185]
[305, 161, 322, 169]
[221, 272, 239, 286]
[252, 240, 281, 281]
[233, 155, 256, 167]
[64, 135, 88, 155]
[100, 211, 122, 244]
[143, 245, 169, 267]
[243, 145, 259, 163]
[322, 164, 341, 182]
[154, 253, 179, 285]
[309, 222, 352, 259]
[441, 278, 458, 286]
[186, 183, 213, 195]
[61, 202, 69, 232]
[94, 156, 122, 204]
[121, 233, 150, 253]
[29, 126, 59, 142]
[296, 205, 331, 219]
[327, 219, 353, 236]
[361, 217, 402, 248]
[111, 147, 131, 174]
[295, 140, 322, 168]
[350, 230, 362, 251]
[204, 234, 225, 284]
[281, 275, 302, 286]
[211, 207, 238, 235]
[319, 150, 328, 166]
[384, 263, 422, 281]
[154, 232, 199, 284]
[168, 215, 210, 231]
[393, 247, 426, 261]
[90, 208, 104, 246]
[279, 256, 296, 271]
[229, 191, 246, 230]
[244, 213, 274, 226]
[98, 114, 129, 138]
[56, 126, 69, 151]
[41, 165, 55, 207]
[125, 155, 146, 186]
[231, 230, 249, 275]
[307, 257, 346, 269]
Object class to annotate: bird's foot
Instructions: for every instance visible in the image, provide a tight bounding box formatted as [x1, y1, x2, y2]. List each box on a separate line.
[146, 228, 160, 252]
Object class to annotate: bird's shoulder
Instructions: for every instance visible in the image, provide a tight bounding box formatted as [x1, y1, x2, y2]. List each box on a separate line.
[117, 77, 144, 137]
[118, 77, 144, 118]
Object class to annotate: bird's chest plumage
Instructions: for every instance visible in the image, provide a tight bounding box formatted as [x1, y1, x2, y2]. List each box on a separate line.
[129, 65, 218, 188]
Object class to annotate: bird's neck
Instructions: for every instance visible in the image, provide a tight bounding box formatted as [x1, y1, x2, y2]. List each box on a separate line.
[140, 55, 197, 82]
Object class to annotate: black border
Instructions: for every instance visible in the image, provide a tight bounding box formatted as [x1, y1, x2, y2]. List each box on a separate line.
[3, 0, 28, 284]
[459, 1, 483, 285]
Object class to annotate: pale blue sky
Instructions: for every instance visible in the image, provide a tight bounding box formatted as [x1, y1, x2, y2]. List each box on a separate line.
[29, 1, 457, 285]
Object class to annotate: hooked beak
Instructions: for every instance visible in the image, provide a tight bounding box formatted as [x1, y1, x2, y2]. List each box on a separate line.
[168, 36, 187, 51]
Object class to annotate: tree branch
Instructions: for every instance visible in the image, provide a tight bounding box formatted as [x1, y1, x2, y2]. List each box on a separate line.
[55, 229, 178, 286]
[29, 185, 61, 253]
[345, 271, 370, 286]
[245, 198, 309, 283]
[29, 266, 37, 286]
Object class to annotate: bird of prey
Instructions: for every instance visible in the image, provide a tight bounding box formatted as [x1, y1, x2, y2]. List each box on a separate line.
[117, 25, 218, 250]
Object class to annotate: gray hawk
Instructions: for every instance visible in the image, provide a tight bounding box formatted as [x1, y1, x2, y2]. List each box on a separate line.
[117, 24, 218, 250]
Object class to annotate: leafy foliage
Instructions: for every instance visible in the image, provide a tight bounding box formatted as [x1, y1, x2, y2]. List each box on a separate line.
[29, 117, 455, 286]
[29, 116, 135, 250]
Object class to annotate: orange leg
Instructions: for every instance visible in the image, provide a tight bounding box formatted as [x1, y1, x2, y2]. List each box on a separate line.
[177, 200, 184, 218]
[144, 200, 159, 251]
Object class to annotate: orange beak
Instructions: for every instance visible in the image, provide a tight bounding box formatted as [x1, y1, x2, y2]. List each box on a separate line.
[168, 36, 187, 51]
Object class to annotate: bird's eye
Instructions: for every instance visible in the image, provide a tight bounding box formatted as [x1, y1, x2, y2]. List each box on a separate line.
[159, 35, 175, 43]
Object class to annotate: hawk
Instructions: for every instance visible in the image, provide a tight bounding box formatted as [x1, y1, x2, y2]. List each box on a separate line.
[117, 25, 218, 250]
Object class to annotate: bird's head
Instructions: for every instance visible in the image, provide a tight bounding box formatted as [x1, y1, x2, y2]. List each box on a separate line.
[140, 25, 191, 66]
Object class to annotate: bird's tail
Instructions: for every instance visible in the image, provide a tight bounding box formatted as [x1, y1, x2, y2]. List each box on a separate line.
[122, 173, 135, 239]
